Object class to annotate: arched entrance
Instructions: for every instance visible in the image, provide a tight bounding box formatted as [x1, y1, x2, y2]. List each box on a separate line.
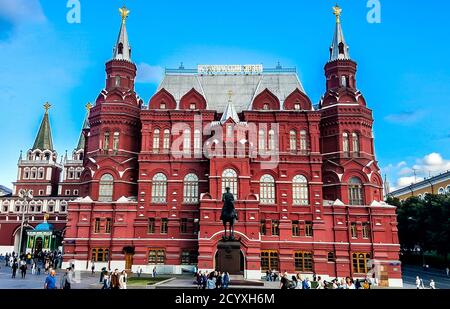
[13, 225, 33, 254]
[35, 237, 43, 253]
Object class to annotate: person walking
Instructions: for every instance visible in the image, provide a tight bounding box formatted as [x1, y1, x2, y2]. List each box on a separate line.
[415, 276, 421, 289]
[91, 260, 95, 275]
[316, 276, 324, 289]
[44, 270, 57, 289]
[101, 272, 110, 289]
[280, 272, 289, 289]
[446, 267, 449, 277]
[137, 266, 142, 278]
[11, 260, 18, 278]
[60, 268, 72, 289]
[429, 279, 436, 289]
[110, 269, 120, 289]
[20, 260, 27, 279]
[152, 266, 157, 278]
[119, 270, 127, 289]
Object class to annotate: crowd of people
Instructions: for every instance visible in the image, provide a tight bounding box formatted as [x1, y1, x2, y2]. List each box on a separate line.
[415, 276, 437, 289]
[1, 250, 63, 280]
[195, 271, 231, 289]
[99, 268, 129, 289]
[275, 271, 374, 289]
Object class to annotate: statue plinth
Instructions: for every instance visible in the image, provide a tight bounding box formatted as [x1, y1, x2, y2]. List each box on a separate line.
[216, 239, 241, 275]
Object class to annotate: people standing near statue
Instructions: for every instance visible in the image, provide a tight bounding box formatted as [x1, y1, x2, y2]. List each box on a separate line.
[206, 272, 216, 289]
[222, 272, 230, 289]
[119, 270, 127, 289]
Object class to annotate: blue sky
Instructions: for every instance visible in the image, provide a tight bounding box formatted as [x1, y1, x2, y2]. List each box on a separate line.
[0, 0, 449, 191]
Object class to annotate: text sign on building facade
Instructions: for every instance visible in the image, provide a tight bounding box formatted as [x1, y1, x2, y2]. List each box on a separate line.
[197, 64, 263, 75]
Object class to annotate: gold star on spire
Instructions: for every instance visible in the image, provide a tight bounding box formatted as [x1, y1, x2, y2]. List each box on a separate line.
[228, 90, 233, 102]
[43, 102, 51, 113]
[86, 102, 93, 112]
[333, 4, 342, 24]
[119, 5, 130, 24]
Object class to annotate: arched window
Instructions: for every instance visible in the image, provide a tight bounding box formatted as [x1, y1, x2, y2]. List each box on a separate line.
[258, 129, 266, 153]
[348, 177, 364, 205]
[75, 168, 82, 179]
[289, 130, 297, 152]
[222, 169, 238, 198]
[293, 175, 308, 205]
[343, 132, 350, 156]
[31, 168, 37, 179]
[153, 129, 160, 153]
[268, 130, 276, 151]
[44, 152, 51, 161]
[99, 174, 114, 202]
[438, 187, 445, 195]
[38, 168, 44, 179]
[183, 129, 191, 154]
[194, 129, 202, 153]
[163, 129, 170, 151]
[260, 174, 275, 204]
[113, 132, 120, 151]
[183, 173, 199, 204]
[103, 132, 110, 150]
[352, 132, 360, 155]
[23, 168, 30, 180]
[68, 168, 75, 179]
[446, 186, 450, 194]
[152, 173, 167, 203]
[300, 130, 308, 153]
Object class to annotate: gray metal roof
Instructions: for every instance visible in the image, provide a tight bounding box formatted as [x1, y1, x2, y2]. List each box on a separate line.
[157, 72, 305, 113]
[329, 16, 350, 61]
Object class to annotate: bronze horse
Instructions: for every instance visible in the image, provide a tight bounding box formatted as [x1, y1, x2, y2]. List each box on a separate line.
[221, 187, 238, 240]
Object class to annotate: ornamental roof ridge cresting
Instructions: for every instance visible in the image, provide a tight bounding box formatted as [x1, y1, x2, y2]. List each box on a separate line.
[197, 64, 263, 75]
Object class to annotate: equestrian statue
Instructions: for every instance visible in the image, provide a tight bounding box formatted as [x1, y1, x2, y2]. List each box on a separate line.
[221, 187, 238, 240]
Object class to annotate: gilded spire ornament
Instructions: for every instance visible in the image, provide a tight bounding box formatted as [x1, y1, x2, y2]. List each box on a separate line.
[86, 102, 93, 112]
[119, 5, 130, 24]
[333, 4, 342, 24]
[44, 102, 51, 114]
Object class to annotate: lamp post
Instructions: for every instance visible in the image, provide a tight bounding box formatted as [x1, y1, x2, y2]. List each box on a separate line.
[17, 189, 33, 256]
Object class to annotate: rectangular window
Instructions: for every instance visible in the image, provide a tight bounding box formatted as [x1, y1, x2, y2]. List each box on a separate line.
[161, 218, 168, 234]
[105, 218, 112, 234]
[362, 222, 370, 239]
[327, 252, 336, 262]
[148, 218, 155, 234]
[180, 218, 188, 234]
[260, 220, 266, 236]
[292, 220, 300, 237]
[261, 250, 279, 272]
[181, 251, 198, 265]
[351, 222, 358, 238]
[352, 253, 370, 274]
[91, 248, 109, 262]
[94, 218, 101, 233]
[305, 221, 313, 237]
[294, 251, 313, 272]
[148, 249, 165, 264]
[271, 220, 279, 236]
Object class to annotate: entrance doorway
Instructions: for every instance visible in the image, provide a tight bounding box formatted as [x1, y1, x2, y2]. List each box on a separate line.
[35, 237, 43, 253]
[125, 253, 134, 271]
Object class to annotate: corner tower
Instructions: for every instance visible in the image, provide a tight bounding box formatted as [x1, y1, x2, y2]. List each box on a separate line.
[319, 5, 383, 204]
[81, 6, 142, 201]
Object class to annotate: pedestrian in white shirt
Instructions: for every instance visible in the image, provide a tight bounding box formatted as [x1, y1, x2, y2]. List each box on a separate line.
[429, 279, 436, 289]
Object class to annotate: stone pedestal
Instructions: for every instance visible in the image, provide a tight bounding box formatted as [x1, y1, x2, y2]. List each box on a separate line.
[216, 240, 241, 275]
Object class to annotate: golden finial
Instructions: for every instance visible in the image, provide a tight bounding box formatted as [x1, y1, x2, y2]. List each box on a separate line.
[333, 4, 342, 24]
[44, 213, 49, 221]
[227, 90, 233, 102]
[86, 102, 93, 112]
[119, 5, 130, 24]
[43, 102, 51, 113]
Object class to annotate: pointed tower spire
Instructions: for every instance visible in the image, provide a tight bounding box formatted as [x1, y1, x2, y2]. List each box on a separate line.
[32, 102, 54, 151]
[76, 103, 92, 150]
[220, 90, 240, 124]
[113, 5, 132, 61]
[329, 4, 350, 61]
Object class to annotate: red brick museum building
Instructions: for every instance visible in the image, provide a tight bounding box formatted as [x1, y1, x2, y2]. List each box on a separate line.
[1, 5, 402, 287]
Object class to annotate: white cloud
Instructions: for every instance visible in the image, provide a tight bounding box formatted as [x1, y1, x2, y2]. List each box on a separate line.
[384, 110, 426, 125]
[386, 152, 450, 189]
[136, 63, 164, 84]
[0, 0, 46, 25]
[397, 176, 424, 188]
